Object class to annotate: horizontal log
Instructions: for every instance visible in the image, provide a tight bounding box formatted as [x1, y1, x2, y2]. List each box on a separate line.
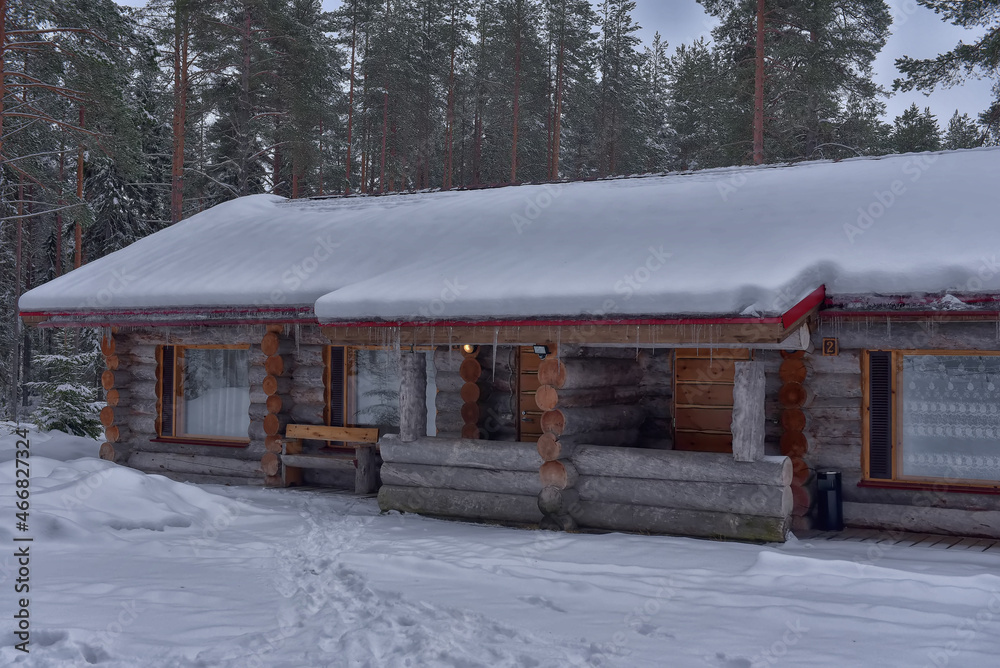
[292, 346, 326, 368]
[262, 375, 293, 396]
[261, 453, 281, 476]
[290, 385, 325, 405]
[280, 453, 356, 471]
[538, 486, 580, 516]
[106, 388, 128, 407]
[435, 372, 466, 393]
[840, 472, 1000, 511]
[435, 413, 466, 434]
[380, 462, 542, 496]
[460, 358, 482, 383]
[248, 365, 268, 386]
[572, 445, 793, 486]
[577, 476, 792, 518]
[560, 345, 643, 359]
[842, 502, 1000, 539]
[248, 420, 267, 442]
[805, 405, 861, 422]
[130, 364, 158, 382]
[436, 391, 465, 414]
[100, 406, 115, 428]
[460, 382, 482, 404]
[123, 343, 158, 364]
[101, 369, 131, 391]
[249, 403, 271, 421]
[151, 471, 266, 487]
[574, 500, 789, 542]
[541, 405, 645, 437]
[266, 394, 286, 415]
[538, 357, 641, 390]
[264, 413, 291, 436]
[126, 328, 259, 346]
[779, 359, 807, 384]
[460, 402, 480, 425]
[292, 366, 326, 386]
[540, 460, 578, 490]
[805, 350, 862, 375]
[127, 451, 262, 478]
[535, 385, 643, 411]
[804, 441, 863, 472]
[129, 379, 158, 400]
[265, 354, 292, 377]
[816, 321, 1000, 352]
[806, 420, 862, 443]
[291, 325, 331, 346]
[290, 403, 325, 425]
[250, 387, 269, 405]
[810, 373, 863, 399]
[248, 347, 269, 367]
[640, 396, 673, 420]
[792, 483, 814, 517]
[380, 435, 542, 472]
[105, 424, 130, 444]
[125, 415, 157, 435]
[538, 430, 640, 451]
[378, 485, 543, 525]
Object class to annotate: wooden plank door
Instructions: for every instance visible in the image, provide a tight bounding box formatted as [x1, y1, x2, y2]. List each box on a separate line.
[518, 345, 555, 442]
[673, 348, 750, 453]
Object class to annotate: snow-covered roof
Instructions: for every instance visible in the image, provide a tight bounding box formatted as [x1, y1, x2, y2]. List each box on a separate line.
[18, 147, 1000, 325]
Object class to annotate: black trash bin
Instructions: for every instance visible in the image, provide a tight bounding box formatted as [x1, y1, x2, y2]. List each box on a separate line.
[816, 471, 844, 531]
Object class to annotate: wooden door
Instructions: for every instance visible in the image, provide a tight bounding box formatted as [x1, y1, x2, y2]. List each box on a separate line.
[673, 349, 750, 453]
[518, 345, 555, 442]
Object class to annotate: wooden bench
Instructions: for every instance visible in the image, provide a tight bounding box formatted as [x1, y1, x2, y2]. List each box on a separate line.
[281, 424, 380, 494]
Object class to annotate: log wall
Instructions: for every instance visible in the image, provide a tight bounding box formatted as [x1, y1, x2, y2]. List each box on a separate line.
[434, 346, 518, 441]
[377, 435, 792, 542]
[378, 435, 544, 525]
[101, 326, 268, 485]
[801, 321, 1000, 538]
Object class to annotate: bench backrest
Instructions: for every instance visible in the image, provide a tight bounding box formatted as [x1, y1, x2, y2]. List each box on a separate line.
[285, 424, 379, 443]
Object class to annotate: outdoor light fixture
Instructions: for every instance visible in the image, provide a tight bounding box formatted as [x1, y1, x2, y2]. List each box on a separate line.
[462, 344, 478, 355]
[533, 345, 550, 360]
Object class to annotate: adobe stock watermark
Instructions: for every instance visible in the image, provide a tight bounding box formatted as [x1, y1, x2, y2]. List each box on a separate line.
[252, 233, 342, 307]
[415, 276, 468, 319]
[511, 184, 563, 234]
[749, 619, 810, 667]
[844, 154, 938, 244]
[922, 589, 1000, 668]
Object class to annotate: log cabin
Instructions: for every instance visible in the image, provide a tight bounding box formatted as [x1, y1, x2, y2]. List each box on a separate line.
[18, 147, 1000, 543]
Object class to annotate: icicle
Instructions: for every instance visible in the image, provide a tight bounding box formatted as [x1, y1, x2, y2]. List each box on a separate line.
[294, 323, 301, 355]
[492, 327, 498, 381]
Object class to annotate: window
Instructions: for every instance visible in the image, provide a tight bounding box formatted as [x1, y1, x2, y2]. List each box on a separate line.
[865, 350, 1000, 488]
[327, 346, 436, 435]
[157, 345, 250, 444]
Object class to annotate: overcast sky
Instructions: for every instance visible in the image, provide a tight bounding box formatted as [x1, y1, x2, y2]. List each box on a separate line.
[117, 0, 994, 123]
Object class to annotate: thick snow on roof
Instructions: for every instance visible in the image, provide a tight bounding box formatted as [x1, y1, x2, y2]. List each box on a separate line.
[19, 147, 1000, 322]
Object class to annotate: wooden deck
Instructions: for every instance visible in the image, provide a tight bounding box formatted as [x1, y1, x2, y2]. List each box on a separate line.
[796, 528, 1000, 552]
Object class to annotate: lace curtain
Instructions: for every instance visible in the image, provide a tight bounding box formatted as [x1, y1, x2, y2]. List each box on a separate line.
[182, 348, 251, 439]
[901, 355, 1000, 482]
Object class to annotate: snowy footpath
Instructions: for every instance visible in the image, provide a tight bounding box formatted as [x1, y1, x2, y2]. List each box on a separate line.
[1, 425, 999, 668]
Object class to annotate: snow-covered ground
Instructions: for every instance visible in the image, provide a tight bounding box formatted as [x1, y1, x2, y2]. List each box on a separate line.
[2, 425, 999, 667]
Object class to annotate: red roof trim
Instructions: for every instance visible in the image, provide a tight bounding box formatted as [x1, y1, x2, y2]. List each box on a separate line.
[782, 285, 826, 329]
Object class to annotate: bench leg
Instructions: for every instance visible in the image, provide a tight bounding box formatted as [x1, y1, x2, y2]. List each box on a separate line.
[355, 445, 379, 494]
[283, 439, 304, 487]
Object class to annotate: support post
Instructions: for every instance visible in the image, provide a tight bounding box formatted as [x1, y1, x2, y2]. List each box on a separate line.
[732, 360, 765, 462]
[399, 352, 427, 442]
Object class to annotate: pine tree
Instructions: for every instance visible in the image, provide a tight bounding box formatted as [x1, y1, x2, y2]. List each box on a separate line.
[895, 1, 1000, 138]
[892, 103, 942, 153]
[28, 330, 103, 438]
[943, 110, 982, 150]
[700, 0, 891, 162]
[596, 0, 645, 175]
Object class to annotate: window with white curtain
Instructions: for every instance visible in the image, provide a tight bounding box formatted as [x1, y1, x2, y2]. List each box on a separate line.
[159, 345, 250, 442]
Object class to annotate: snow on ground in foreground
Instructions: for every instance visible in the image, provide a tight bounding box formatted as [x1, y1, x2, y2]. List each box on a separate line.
[2, 426, 999, 667]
